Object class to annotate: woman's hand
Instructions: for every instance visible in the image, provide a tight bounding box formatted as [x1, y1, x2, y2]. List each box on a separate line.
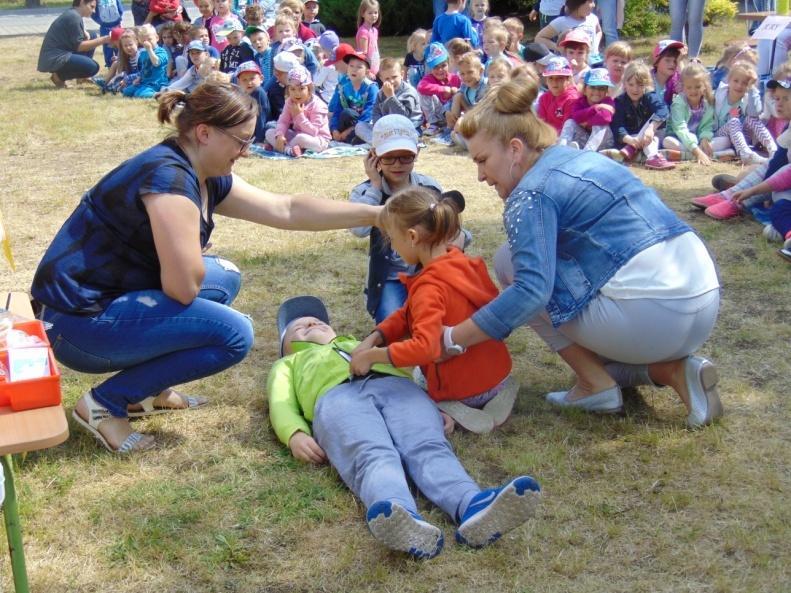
[288, 431, 327, 464]
[363, 150, 382, 188]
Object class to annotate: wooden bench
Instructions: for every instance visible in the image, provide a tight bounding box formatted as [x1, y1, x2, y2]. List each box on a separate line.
[0, 292, 68, 593]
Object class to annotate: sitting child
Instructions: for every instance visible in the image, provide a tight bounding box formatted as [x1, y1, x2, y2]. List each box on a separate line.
[558, 28, 590, 85]
[355, 57, 422, 144]
[763, 61, 791, 139]
[404, 28, 428, 88]
[708, 60, 776, 169]
[103, 27, 140, 94]
[264, 51, 300, 125]
[417, 42, 461, 135]
[558, 67, 615, 151]
[219, 22, 253, 73]
[605, 61, 674, 170]
[536, 56, 580, 134]
[164, 40, 210, 93]
[349, 115, 444, 322]
[603, 40, 632, 98]
[652, 39, 685, 106]
[123, 24, 169, 98]
[485, 56, 513, 86]
[268, 295, 542, 558]
[265, 65, 330, 156]
[482, 25, 520, 68]
[235, 61, 271, 143]
[314, 31, 340, 103]
[245, 25, 273, 83]
[447, 51, 487, 148]
[351, 187, 518, 434]
[328, 51, 378, 144]
[691, 77, 791, 238]
[663, 63, 715, 165]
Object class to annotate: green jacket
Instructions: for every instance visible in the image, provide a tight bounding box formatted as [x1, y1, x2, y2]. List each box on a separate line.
[666, 94, 715, 152]
[267, 335, 411, 446]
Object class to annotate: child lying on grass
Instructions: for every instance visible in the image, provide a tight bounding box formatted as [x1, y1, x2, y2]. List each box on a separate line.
[267, 295, 541, 559]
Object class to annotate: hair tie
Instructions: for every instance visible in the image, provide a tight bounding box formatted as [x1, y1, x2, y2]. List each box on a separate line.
[429, 202, 436, 211]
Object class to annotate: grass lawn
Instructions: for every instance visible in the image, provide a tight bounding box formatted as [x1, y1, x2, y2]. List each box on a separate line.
[0, 20, 789, 593]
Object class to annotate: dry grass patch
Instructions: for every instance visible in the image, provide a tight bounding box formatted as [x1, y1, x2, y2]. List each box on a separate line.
[0, 24, 789, 593]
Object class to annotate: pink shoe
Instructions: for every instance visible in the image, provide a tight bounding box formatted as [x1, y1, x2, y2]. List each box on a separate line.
[705, 199, 741, 220]
[621, 145, 637, 161]
[289, 145, 302, 157]
[691, 193, 725, 209]
[644, 154, 676, 170]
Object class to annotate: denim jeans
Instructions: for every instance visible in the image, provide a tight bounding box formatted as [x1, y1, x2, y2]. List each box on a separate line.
[55, 52, 99, 81]
[374, 279, 407, 323]
[42, 255, 254, 417]
[98, 24, 119, 68]
[597, 0, 619, 47]
[669, 0, 706, 58]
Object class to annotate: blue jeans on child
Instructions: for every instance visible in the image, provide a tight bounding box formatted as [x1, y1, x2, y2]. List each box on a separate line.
[313, 375, 480, 520]
[42, 255, 254, 418]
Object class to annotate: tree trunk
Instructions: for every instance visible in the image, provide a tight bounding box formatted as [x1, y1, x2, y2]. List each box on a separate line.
[25, 0, 42, 7]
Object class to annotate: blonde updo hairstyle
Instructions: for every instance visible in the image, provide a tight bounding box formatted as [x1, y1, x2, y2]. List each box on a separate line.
[458, 79, 556, 150]
[157, 81, 258, 143]
[379, 187, 462, 249]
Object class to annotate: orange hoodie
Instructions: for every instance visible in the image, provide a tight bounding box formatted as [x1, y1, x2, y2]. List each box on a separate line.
[377, 247, 512, 402]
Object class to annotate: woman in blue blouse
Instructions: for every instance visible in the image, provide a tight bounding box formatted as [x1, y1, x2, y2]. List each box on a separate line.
[446, 80, 723, 428]
[31, 82, 380, 453]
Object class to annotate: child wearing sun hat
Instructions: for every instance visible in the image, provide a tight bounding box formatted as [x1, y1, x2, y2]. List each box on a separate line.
[558, 67, 616, 151]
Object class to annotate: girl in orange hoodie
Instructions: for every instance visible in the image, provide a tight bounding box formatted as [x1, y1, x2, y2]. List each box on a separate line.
[350, 187, 517, 433]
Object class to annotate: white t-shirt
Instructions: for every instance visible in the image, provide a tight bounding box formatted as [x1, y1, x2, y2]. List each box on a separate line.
[549, 14, 602, 56]
[600, 232, 720, 300]
[540, 0, 565, 16]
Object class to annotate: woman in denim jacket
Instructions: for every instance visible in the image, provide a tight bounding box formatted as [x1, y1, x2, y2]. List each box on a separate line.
[446, 80, 723, 428]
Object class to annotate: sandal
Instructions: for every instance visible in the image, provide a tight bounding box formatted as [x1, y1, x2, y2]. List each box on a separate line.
[482, 376, 519, 427]
[72, 392, 154, 453]
[436, 401, 495, 434]
[127, 389, 208, 418]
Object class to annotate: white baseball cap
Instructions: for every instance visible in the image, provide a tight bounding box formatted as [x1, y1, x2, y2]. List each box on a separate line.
[372, 115, 419, 155]
[273, 51, 300, 72]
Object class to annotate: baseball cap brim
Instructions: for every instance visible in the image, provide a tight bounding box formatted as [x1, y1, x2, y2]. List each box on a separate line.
[767, 79, 791, 89]
[277, 296, 330, 356]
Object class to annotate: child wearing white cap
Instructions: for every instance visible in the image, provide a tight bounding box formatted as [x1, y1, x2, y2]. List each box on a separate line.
[264, 50, 301, 124]
[265, 65, 330, 156]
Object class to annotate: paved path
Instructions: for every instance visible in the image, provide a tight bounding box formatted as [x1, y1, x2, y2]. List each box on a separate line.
[0, 4, 198, 37]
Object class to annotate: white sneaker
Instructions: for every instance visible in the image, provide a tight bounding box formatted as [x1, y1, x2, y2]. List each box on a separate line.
[763, 224, 783, 242]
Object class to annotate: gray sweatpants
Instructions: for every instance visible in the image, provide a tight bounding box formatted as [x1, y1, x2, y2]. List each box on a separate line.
[493, 243, 720, 364]
[313, 375, 480, 519]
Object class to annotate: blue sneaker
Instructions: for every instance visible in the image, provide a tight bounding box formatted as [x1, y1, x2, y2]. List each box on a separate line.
[455, 476, 541, 548]
[366, 500, 444, 559]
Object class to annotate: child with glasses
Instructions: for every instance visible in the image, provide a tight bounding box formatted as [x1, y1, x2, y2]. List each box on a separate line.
[349, 116, 444, 323]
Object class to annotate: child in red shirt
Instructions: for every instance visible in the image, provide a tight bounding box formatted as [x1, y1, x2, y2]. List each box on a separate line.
[536, 56, 580, 134]
[351, 187, 517, 434]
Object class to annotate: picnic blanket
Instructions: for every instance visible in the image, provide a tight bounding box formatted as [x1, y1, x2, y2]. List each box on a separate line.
[248, 142, 370, 160]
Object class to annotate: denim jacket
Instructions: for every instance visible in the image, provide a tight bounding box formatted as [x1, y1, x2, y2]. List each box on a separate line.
[472, 146, 692, 337]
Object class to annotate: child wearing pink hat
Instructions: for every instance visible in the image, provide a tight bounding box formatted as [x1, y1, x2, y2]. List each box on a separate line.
[265, 64, 331, 156]
[536, 56, 581, 134]
[652, 39, 686, 106]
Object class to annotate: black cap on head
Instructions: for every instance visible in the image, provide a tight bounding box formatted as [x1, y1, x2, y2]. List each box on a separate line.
[277, 296, 330, 356]
[522, 42, 551, 63]
[441, 190, 465, 213]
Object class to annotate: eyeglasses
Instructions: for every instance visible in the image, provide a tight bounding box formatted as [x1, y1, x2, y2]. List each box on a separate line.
[378, 154, 416, 165]
[215, 126, 256, 154]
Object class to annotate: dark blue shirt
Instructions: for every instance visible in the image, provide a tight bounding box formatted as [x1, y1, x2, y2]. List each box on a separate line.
[32, 140, 232, 314]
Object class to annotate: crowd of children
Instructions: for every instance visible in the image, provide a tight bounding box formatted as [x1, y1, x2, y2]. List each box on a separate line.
[80, 0, 790, 255]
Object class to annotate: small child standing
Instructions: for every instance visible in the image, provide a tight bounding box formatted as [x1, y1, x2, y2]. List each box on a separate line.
[652, 39, 685, 106]
[193, 0, 214, 28]
[431, 0, 479, 48]
[709, 61, 776, 167]
[91, 0, 124, 68]
[417, 43, 461, 135]
[123, 24, 169, 98]
[529, 0, 563, 29]
[603, 40, 632, 98]
[265, 65, 330, 156]
[235, 61, 271, 143]
[404, 28, 428, 88]
[663, 63, 715, 165]
[536, 56, 581, 133]
[356, 0, 381, 77]
[606, 61, 674, 170]
[351, 187, 519, 433]
[558, 67, 616, 151]
[302, 0, 325, 36]
[355, 57, 422, 144]
[349, 116, 444, 322]
[268, 295, 541, 559]
[207, 0, 243, 52]
[328, 51, 378, 144]
[469, 0, 488, 43]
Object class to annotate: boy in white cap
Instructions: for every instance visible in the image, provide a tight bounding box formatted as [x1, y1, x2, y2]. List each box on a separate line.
[219, 22, 253, 73]
[267, 295, 542, 560]
[265, 50, 301, 124]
